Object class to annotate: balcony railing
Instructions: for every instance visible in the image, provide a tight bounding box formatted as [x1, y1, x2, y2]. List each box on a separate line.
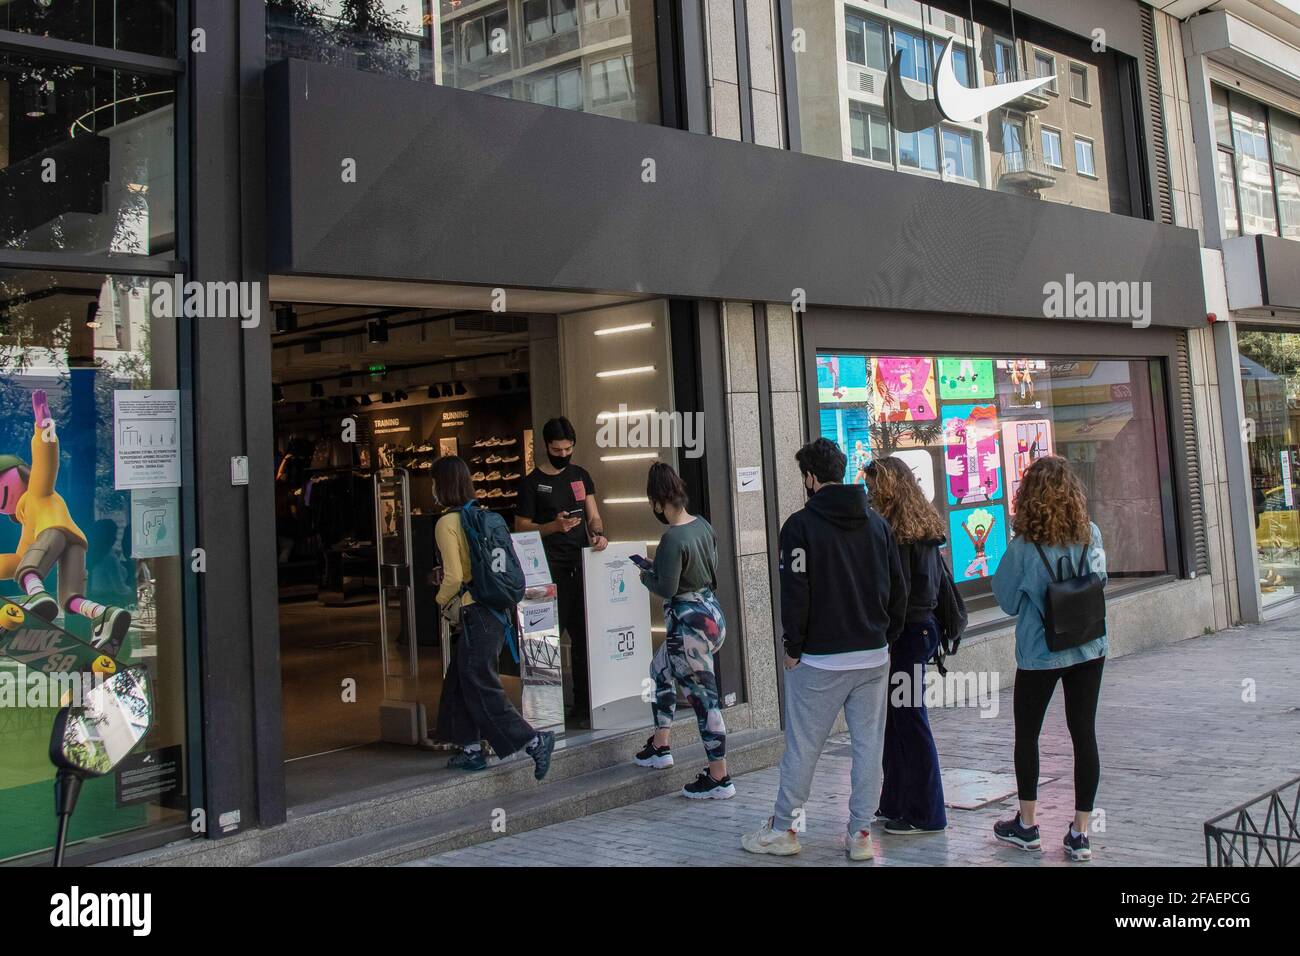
[993, 68, 1052, 111]
[1204, 775, 1300, 866]
[997, 148, 1057, 192]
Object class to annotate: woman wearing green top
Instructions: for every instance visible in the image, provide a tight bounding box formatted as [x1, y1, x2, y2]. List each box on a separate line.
[632, 463, 733, 799]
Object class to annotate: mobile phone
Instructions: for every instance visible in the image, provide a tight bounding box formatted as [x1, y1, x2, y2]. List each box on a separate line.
[629, 554, 652, 570]
[564, 508, 585, 518]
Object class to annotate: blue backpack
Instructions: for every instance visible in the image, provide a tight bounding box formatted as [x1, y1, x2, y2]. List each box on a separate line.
[457, 502, 527, 662]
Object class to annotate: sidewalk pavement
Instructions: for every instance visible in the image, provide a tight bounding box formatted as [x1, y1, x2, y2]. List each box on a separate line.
[408, 615, 1300, 867]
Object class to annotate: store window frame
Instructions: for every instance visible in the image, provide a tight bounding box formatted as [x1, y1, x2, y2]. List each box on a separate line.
[0, 13, 203, 866]
[798, 310, 1197, 603]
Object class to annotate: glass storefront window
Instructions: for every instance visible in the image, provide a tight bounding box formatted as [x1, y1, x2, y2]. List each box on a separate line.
[789, 0, 1133, 212]
[1212, 85, 1300, 241]
[0, 1, 176, 58]
[1238, 330, 1300, 606]
[815, 351, 1171, 607]
[265, 0, 661, 125]
[0, 268, 189, 861]
[0, 51, 176, 258]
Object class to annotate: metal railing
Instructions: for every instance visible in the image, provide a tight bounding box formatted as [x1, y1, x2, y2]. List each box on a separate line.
[998, 147, 1056, 181]
[1204, 775, 1300, 866]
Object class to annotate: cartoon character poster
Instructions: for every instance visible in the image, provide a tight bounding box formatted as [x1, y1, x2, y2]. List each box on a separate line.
[817, 354, 871, 404]
[1001, 419, 1054, 515]
[942, 403, 1002, 505]
[872, 356, 937, 423]
[938, 358, 995, 401]
[819, 405, 872, 484]
[995, 358, 1051, 413]
[950, 505, 1008, 582]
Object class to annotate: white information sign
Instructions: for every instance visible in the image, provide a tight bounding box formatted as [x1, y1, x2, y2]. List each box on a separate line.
[736, 466, 762, 493]
[511, 531, 553, 588]
[114, 390, 181, 490]
[581, 542, 653, 728]
[1283, 451, 1294, 508]
[130, 488, 180, 558]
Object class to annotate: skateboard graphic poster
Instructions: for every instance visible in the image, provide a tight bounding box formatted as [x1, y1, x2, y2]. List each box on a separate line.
[938, 358, 995, 401]
[995, 358, 1051, 414]
[816, 354, 871, 404]
[950, 505, 1008, 582]
[942, 403, 1003, 505]
[1001, 419, 1054, 515]
[872, 356, 937, 423]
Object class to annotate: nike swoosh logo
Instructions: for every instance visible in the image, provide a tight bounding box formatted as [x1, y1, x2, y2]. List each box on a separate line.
[887, 38, 1053, 126]
[934, 38, 1053, 121]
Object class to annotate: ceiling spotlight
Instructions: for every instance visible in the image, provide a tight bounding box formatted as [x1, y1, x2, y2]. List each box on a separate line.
[310, 382, 325, 398]
[85, 302, 100, 329]
[454, 382, 467, 396]
[275, 305, 296, 333]
[368, 319, 389, 344]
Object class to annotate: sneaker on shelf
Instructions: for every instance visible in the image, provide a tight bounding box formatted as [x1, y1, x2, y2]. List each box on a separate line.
[487, 489, 504, 498]
[498, 438, 517, 446]
[485, 471, 502, 481]
[1063, 826, 1092, 862]
[502, 490, 518, 498]
[993, 813, 1041, 851]
[633, 736, 673, 769]
[503, 473, 521, 481]
[847, 830, 875, 861]
[741, 818, 801, 856]
[486, 454, 502, 464]
[681, 769, 736, 800]
[471, 472, 487, 481]
[446, 748, 487, 772]
[475, 490, 488, 499]
[884, 818, 946, 835]
[500, 455, 520, 463]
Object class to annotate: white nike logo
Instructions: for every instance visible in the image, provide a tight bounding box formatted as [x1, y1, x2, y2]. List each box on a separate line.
[934, 38, 1053, 121]
[889, 38, 1054, 124]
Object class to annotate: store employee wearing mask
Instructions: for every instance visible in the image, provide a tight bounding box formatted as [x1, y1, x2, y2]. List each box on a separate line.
[516, 417, 608, 722]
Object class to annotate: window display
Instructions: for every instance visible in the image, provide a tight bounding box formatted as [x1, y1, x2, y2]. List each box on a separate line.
[817, 351, 1172, 603]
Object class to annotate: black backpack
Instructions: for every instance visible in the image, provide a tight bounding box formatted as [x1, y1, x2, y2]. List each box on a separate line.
[932, 551, 968, 675]
[1035, 542, 1106, 652]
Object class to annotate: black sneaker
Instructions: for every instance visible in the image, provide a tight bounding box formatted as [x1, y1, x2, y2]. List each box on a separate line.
[527, 731, 556, 781]
[884, 818, 946, 835]
[634, 736, 674, 769]
[446, 748, 487, 772]
[681, 769, 736, 800]
[1063, 826, 1092, 862]
[993, 813, 1041, 851]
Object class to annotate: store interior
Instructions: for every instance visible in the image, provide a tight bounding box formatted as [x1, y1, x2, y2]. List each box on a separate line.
[268, 281, 671, 807]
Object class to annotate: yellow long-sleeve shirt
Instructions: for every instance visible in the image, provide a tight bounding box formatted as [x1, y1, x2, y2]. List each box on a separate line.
[434, 511, 475, 610]
[0, 428, 86, 580]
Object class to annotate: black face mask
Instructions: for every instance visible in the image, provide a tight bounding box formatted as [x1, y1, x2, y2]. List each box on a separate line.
[804, 477, 815, 500]
[547, 451, 572, 470]
[652, 505, 669, 525]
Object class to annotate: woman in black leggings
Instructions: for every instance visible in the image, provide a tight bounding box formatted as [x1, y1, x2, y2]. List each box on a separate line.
[991, 457, 1108, 862]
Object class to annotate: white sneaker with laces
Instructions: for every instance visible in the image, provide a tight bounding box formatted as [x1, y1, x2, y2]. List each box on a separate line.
[741, 818, 801, 856]
[847, 829, 875, 861]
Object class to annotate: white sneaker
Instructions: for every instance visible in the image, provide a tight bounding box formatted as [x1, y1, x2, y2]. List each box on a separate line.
[847, 829, 875, 861]
[741, 818, 801, 856]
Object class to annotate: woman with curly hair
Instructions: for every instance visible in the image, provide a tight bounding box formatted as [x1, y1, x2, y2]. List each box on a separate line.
[866, 456, 949, 836]
[991, 455, 1107, 862]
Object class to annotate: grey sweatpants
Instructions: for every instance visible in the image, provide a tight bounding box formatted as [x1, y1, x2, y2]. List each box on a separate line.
[773, 660, 890, 836]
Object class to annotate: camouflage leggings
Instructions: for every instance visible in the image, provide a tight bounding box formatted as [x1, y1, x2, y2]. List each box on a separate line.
[650, 589, 727, 760]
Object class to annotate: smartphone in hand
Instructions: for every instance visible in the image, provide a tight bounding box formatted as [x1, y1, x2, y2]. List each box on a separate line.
[629, 554, 653, 571]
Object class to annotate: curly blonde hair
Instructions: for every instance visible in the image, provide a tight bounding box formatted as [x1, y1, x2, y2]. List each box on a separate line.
[1011, 456, 1091, 545]
[867, 456, 945, 544]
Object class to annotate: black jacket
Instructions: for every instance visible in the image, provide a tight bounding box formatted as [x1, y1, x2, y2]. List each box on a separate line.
[898, 537, 947, 623]
[778, 483, 907, 658]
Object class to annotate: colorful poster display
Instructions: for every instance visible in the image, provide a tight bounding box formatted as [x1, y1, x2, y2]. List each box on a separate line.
[938, 358, 995, 401]
[950, 505, 1008, 582]
[819, 405, 873, 484]
[872, 356, 937, 422]
[1001, 419, 1054, 514]
[995, 358, 1050, 413]
[892, 448, 938, 503]
[817, 354, 871, 404]
[942, 403, 1002, 505]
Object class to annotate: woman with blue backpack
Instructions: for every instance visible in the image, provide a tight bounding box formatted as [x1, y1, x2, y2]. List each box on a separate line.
[991, 455, 1107, 862]
[430, 455, 555, 779]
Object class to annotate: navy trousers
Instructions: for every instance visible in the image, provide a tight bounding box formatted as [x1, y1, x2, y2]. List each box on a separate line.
[877, 616, 948, 830]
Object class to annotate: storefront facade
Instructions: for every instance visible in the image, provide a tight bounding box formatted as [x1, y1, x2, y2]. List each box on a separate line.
[1163, 1, 1300, 623]
[2, 0, 1224, 865]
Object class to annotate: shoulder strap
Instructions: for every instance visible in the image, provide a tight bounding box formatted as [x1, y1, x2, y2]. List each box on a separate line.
[1077, 541, 1090, 577]
[1034, 543, 1059, 583]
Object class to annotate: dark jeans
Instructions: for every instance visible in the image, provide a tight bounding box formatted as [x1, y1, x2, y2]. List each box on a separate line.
[878, 616, 947, 830]
[553, 564, 589, 713]
[1013, 655, 1105, 811]
[435, 604, 536, 758]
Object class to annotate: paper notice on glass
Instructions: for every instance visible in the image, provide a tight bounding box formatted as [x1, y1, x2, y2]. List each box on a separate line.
[131, 488, 180, 558]
[114, 390, 181, 490]
[511, 531, 553, 588]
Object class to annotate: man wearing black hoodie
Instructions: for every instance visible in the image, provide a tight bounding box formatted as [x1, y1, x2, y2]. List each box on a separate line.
[742, 438, 907, 861]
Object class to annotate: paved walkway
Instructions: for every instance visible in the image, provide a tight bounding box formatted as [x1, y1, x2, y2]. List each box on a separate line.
[410, 616, 1300, 867]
